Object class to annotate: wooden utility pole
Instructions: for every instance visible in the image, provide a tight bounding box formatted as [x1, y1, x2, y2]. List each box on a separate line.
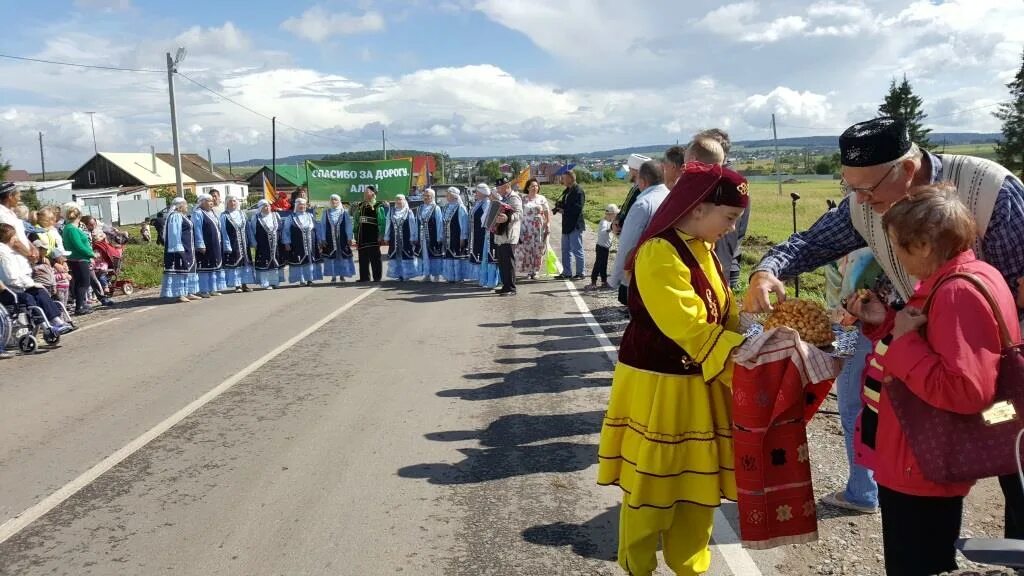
[38, 132, 46, 181]
[772, 113, 782, 196]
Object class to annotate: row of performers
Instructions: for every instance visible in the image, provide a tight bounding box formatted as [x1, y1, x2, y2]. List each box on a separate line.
[159, 189, 503, 302]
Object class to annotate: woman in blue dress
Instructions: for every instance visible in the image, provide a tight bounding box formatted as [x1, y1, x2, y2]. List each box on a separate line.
[416, 188, 445, 282]
[219, 195, 254, 293]
[442, 187, 470, 282]
[386, 195, 419, 281]
[283, 197, 323, 286]
[248, 200, 284, 290]
[193, 193, 226, 297]
[160, 197, 201, 303]
[319, 194, 356, 282]
[468, 184, 500, 289]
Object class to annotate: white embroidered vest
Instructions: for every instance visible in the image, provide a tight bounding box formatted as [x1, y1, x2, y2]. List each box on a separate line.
[849, 154, 1011, 301]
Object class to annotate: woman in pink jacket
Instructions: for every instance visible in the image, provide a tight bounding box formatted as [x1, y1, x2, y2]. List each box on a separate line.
[846, 183, 1021, 576]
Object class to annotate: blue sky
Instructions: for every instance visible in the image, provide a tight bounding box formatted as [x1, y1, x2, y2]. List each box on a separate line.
[2, 0, 1023, 170]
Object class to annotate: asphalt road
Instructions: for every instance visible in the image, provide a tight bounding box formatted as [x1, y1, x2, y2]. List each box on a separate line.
[0, 279, 781, 575]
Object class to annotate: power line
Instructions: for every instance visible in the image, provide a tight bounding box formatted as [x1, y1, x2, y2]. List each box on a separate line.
[176, 71, 354, 147]
[0, 52, 163, 73]
[176, 72, 273, 121]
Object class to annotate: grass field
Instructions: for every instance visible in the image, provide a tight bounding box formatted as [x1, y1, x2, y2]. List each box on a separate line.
[561, 178, 842, 302]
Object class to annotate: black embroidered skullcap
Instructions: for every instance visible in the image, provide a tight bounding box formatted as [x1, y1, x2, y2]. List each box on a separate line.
[839, 117, 911, 167]
[0, 182, 15, 199]
[495, 176, 510, 187]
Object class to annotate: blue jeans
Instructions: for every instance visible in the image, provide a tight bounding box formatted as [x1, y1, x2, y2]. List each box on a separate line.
[561, 230, 584, 277]
[838, 330, 878, 508]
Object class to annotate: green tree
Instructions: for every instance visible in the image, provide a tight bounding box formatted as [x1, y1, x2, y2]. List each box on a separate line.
[573, 167, 593, 184]
[602, 167, 618, 181]
[878, 75, 933, 150]
[813, 159, 835, 175]
[995, 49, 1024, 178]
[0, 149, 8, 182]
[479, 161, 502, 182]
[21, 188, 41, 211]
[509, 159, 524, 176]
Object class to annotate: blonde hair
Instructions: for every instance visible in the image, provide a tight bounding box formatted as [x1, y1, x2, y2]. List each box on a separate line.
[13, 204, 29, 220]
[65, 206, 82, 222]
[881, 182, 976, 262]
[685, 137, 725, 165]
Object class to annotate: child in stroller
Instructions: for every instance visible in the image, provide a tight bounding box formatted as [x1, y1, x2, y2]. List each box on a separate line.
[92, 233, 135, 296]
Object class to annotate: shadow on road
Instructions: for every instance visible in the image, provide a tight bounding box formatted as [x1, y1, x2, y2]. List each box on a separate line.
[425, 411, 605, 447]
[438, 351, 612, 400]
[397, 442, 598, 485]
[521, 505, 619, 562]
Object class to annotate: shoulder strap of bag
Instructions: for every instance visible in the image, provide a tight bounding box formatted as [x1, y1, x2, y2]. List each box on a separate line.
[923, 271, 1015, 348]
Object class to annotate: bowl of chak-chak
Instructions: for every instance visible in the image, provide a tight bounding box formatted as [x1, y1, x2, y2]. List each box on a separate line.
[762, 299, 835, 348]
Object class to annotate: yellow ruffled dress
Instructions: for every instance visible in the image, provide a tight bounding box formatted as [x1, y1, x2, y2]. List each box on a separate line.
[597, 231, 746, 575]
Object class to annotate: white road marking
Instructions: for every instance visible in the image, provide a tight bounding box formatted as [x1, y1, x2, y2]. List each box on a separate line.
[70, 304, 157, 334]
[72, 317, 120, 334]
[563, 280, 765, 576]
[0, 287, 378, 546]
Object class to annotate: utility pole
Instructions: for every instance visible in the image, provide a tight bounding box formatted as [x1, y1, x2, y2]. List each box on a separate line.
[38, 132, 46, 181]
[272, 117, 278, 190]
[227, 149, 233, 177]
[772, 113, 782, 196]
[86, 112, 98, 154]
[166, 49, 186, 199]
[382, 128, 387, 160]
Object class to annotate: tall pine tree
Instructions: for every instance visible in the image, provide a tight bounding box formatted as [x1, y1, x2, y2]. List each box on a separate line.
[878, 75, 933, 150]
[995, 49, 1024, 178]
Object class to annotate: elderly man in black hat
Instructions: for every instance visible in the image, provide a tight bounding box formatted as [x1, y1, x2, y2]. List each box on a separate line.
[745, 116, 1024, 533]
[490, 176, 522, 295]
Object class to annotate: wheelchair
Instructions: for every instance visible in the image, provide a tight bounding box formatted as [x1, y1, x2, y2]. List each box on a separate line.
[2, 287, 74, 353]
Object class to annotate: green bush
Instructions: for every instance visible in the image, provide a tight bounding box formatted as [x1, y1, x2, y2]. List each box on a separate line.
[121, 242, 164, 288]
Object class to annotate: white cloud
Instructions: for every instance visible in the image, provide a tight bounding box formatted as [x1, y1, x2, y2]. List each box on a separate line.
[281, 6, 385, 43]
[741, 87, 832, 129]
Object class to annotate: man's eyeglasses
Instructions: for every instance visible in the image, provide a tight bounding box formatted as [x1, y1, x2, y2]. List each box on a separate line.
[840, 163, 898, 199]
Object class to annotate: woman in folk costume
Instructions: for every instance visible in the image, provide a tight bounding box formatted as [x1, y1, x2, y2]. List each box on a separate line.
[468, 184, 500, 289]
[598, 162, 749, 576]
[283, 197, 323, 286]
[160, 197, 201, 303]
[515, 178, 552, 279]
[416, 188, 445, 282]
[219, 195, 254, 293]
[441, 187, 470, 282]
[319, 194, 355, 283]
[248, 200, 284, 290]
[193, 193, 227, 297]
[386, 195, 419, 281]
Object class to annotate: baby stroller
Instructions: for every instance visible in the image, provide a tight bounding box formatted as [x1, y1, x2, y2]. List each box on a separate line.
[1, 287, 74, 353]
[93, 237, 135, 296]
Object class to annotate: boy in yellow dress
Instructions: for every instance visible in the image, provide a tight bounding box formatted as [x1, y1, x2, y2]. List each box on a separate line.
[598, 162, 750, 575]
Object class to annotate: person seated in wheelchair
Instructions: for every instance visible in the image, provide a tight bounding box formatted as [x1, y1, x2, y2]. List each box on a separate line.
[0, 223, 73, 335]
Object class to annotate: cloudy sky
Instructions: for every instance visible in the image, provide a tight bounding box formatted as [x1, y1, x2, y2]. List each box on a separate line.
[1, 0, 1022, 171]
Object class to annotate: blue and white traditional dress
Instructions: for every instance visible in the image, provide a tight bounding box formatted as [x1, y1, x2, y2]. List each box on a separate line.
[416, 197, 445, 280]
[220, 204, 254, 289]
[442, 192, 471, 281]
[386, 196, 419, 280]
[469, 198, 500, 288]
[319, 197, 356, 280]
[193, 198, 227, 295]
[283, 202, 324, 284]
[248, 202, 284, 289]
[160, 200, 200, 298]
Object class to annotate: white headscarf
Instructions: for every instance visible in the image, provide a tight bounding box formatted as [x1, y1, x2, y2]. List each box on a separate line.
[226, 195, 245, 226]
[197, 193, 213, 205]
[444, 187, 464, 218]
[392, 195, 410, 220]
[423, 188, 436, 205]
[327, 194, 344, 223]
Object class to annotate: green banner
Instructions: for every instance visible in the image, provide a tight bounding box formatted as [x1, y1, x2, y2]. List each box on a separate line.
[305, 159, 413, 202]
